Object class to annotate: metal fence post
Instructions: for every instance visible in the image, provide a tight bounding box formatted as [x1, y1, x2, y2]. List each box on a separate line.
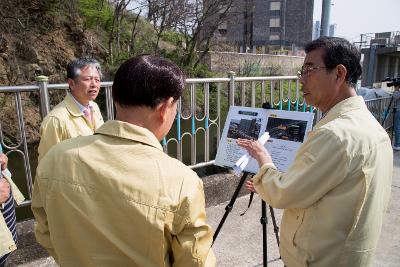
[228, 71, 236, 106]
[316, 110, 323, 121]
[36, 75, 50, 118]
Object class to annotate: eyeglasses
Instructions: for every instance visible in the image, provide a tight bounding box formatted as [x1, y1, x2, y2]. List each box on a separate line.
[297, 65, 327, 78]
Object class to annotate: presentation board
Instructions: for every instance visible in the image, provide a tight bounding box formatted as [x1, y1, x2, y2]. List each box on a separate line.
[215, 106, 314, 173]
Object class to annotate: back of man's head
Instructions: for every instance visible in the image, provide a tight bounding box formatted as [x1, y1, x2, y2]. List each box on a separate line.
[67, 58, 103, 80]
[112, 55, 185, 108]
[305, 37, 362, 88]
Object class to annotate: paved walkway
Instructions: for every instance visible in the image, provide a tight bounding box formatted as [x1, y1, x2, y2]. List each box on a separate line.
[8, 153, 400, 267]
[209, 152, 400, 267]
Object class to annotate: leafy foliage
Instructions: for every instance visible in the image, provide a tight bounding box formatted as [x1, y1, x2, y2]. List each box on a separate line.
[78, 0, 114, 31]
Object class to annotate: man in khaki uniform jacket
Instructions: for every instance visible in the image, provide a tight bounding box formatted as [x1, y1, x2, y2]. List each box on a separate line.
[32, 55, 216, 267]
[38, 58, 104, 161]
[238, 37, 393, 266]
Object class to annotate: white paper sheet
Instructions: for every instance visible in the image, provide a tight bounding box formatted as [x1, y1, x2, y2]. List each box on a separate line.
[215, 106, 314, 174]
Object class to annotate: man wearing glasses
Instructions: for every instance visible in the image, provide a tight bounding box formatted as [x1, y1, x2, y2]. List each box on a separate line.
[238, 37, 392, 266]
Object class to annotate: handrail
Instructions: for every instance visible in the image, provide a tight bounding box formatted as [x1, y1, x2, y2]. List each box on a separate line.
[0, 76, 395, 210]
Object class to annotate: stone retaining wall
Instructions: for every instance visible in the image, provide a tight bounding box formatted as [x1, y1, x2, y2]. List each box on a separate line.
[202, 51, 304, 76]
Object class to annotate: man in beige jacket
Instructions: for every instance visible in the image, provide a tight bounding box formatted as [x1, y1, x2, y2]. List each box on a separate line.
[38, 58, 104, 161]
[238, 37, 393, 266]
[32, 55, 216, 267]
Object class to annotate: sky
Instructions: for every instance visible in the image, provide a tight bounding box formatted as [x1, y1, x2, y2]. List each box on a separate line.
[313, 0, 400, 43]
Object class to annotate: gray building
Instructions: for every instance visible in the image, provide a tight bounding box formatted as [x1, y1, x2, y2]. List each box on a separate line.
[313, 21, 335, 39]
[360, 31, 400, 87]
[313, 20, 321, 40]
[329, 24, 337, 37]
[202, 0, 314, 54]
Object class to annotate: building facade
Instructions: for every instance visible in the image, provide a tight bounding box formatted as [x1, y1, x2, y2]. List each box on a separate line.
[329, 24, 337, 37]
[360, 31, 400, 87]
[313, 20, 321, 40]
[202, 0, 314, 54]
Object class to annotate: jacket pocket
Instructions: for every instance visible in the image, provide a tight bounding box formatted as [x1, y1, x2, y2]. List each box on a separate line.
[292, 209, 306, 249]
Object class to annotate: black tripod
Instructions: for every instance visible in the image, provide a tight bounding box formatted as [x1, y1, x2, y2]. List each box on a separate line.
[212, 172, 280, 267]
[381, 94, 398, 142]
[382, 94, 394, 126]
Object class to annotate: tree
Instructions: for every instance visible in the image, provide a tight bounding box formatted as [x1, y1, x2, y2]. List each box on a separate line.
[108, 0, 133, 63]
[175, 0, 235, 69]
[136, 0, 235, 69]
[140, 0, 186, 53]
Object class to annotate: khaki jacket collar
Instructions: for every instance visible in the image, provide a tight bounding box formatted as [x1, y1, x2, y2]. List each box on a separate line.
[95, 120, 163, 151]
[64, 94, 95, 118]
[315, 96, 366, 129]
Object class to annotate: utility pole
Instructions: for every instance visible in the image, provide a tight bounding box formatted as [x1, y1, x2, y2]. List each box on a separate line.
[320, 0, 332, 37]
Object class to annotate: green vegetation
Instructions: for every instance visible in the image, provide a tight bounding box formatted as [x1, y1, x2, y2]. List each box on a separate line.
[78, 0, 114, 30]
[69, 0, 231, 78]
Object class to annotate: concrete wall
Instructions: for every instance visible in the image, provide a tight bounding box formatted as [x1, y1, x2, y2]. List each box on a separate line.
[361, 47, 400, 87]
[203, 51, 304, 76]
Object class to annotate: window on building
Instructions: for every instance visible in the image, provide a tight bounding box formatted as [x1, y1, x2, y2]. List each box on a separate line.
[269, 34, 280, 41]
[269, 18, 280, 27]
[270, 27, 280, 33]
[270, 10, 281, 16]
[270, 2, 281, 10]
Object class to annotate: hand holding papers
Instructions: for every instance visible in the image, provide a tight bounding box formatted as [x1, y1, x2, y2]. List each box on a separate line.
[233, 132, 270, 175]
[215, 106, 314, 174]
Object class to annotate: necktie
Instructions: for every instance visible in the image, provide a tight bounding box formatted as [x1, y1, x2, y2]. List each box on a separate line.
[83, 106, 93, 125]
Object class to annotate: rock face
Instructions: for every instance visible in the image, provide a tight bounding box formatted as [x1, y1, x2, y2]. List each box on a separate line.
[0, 2, 107, 86]
[0, 0, 107, 144]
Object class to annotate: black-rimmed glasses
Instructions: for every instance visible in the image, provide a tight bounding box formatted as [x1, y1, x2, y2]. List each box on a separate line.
[297, 65, 327, 78]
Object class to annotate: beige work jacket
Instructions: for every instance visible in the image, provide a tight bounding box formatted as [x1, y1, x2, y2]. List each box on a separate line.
[0, 169, 25, 257]
[32, 120, 216, 267]
[38, 93, 104, 161]
[253, 96, 393, 267]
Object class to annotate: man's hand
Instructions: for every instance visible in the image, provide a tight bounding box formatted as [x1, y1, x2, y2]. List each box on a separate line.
[0, 153, 10, 204]
[0, 153, 8, 171]
[245, 180, 256, 193]
[0, 179, 10, 204]
[237, 138, 273, 167]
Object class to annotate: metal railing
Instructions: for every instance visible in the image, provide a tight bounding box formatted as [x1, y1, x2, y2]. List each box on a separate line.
[0, 73, 394, 208]
[358, 31, 400, 49]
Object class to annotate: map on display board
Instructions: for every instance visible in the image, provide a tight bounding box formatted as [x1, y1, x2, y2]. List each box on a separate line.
[214, 106, 314, 174]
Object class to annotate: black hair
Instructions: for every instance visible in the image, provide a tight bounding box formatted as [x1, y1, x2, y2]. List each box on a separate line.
[66, 58, 102, 80]
[112, 55, 185, 108]
[305, 37, 362, 88]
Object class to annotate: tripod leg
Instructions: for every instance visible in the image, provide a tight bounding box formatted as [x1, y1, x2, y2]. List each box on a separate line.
[392, 107, 397, 143]
[261, 201, 268, 267]
[382, 96, 394, 126]
[213, 172, 249, 245]
[269, 206, 280, 247]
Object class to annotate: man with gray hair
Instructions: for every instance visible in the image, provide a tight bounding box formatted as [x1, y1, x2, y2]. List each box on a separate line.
[238, 37, 392, 266]
[38, 58, 104, 161]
